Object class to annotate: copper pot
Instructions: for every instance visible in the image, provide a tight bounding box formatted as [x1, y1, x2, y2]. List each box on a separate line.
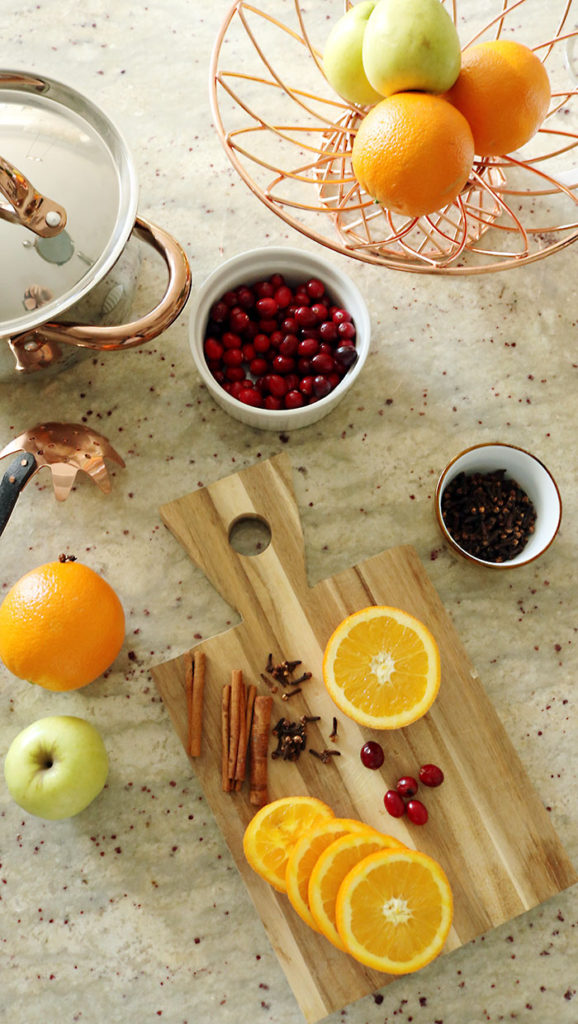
[0, 71, 191, 378]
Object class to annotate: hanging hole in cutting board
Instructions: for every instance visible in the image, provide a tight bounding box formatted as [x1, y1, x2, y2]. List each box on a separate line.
[228, 514, 271, 556]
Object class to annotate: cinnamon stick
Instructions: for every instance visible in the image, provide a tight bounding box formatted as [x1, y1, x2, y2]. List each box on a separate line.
[234, 682, 256, 789]
[228, 669, 245, 785]
[221, 684, 232, 792]
[189, 650, 206, 757]
[249, 694, 273, 807]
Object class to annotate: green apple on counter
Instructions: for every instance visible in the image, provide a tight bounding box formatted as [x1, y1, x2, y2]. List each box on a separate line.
[362, 0, 461, 97]
[4, 715, 109, 820]
[323, 0, 384, 107]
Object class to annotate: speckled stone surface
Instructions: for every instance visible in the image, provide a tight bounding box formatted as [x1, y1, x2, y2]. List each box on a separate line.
[1, 2, 577, 1023]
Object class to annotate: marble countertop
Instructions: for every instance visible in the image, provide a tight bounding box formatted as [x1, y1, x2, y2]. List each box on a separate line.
[1, 1, 576, 1022]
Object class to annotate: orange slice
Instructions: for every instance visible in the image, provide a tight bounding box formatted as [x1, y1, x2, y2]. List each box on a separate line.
[285, 817, 377, 930]
[322, 605, 441, 729]
[336, 848, 453, 974]
[308, 830, 405, 950]
[242, 796, 334, 892]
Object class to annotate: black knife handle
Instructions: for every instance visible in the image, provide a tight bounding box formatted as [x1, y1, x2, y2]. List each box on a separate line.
[0, 453, 38, 537]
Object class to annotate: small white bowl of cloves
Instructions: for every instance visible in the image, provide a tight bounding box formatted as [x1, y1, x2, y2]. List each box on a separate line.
[435, 442, 562, 568]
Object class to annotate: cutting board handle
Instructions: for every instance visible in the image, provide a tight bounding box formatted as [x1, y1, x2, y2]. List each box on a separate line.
[159, 453, 309, 627]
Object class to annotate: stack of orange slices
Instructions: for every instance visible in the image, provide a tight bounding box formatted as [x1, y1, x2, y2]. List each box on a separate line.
[243, 796, 453, 974]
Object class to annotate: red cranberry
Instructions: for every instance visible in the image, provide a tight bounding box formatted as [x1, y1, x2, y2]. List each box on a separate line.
[254, 280, 274, 298]
[335, 345, 358, 368]
[254, 333, 271, 353]
[306, 277, 325, 300]
[299, 375, 315, 396]
[238, 386, 263, 407]
[332, 307, 352, 324]
[311, 302, 328, 323]
[313, 375, 331, 398]
[264, 395, 282, 410]
[285, 389, 305, 409]
[406, 799, 428, 825]
[419, 763, 444, 787]
[268, 374, 288, 398]
[223, 348, 243, 367]
[229, 309, 251, 334]
[337, 321, 356, 341]
[272, 354, 295, 375]
[210, 300, 229, 322]
[384, 790, 405, 818]
[298, 337, 319, 358]
[269, 272, 284, 288]
[249, 357, 269, 377]
[225, 366, 245, 382]
[319, 320, 338, 342]
[241, 343, 256, 361]
[311, 352, 335, 374]
[360, 741, 384, 770]
[274, 285, 293, 308]
[279, 334, 298, 357]
[396, 776, 418, 798]
[222, 331, 242, 349]
[256, 296, 278, 318]
[222, 289, 238, 308]
[259, 318, 278, 334]
[297, 357, 312, 375]
[204, 338, 223, 361]
[282, 317, 298, 334]
[295, 306, 317, 328]
[237, 286, 255, 309]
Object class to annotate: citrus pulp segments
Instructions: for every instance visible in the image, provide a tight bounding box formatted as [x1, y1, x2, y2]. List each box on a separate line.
[322, 605, 441, 729]
[285, 817, 378, 930]
[242, 796, 334, 893]
[308, 830, 406, 950]
[335, 848, 453, 974]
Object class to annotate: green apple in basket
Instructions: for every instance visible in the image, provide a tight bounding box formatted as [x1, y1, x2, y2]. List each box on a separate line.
[362, 0, 462, 97]
[4, 715, 109, 820]
[323, 1, 384, 107]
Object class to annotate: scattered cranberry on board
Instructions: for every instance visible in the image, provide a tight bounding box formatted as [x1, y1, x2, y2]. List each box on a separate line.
[419, 763, 445, 787]
[360, 740, 384, 770]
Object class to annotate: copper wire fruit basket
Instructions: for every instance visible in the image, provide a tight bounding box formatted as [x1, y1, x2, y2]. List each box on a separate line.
[210, 0, 578, 274]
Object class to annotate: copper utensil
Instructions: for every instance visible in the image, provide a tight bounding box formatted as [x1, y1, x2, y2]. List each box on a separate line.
[0, 422, 125, 536]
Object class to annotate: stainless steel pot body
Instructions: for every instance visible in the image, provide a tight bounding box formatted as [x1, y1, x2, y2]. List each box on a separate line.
[0, 71, 190, 379]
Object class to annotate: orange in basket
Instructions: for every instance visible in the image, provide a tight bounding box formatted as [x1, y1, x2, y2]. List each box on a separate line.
[446, 40, 551, 156]
[351, 92, 474, 218]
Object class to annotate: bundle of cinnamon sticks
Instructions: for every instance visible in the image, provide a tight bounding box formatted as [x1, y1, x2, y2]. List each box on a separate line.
[221, 669, 273, 806]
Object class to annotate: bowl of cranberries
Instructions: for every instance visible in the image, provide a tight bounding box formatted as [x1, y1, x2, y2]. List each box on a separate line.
[190, 247, 370, 429]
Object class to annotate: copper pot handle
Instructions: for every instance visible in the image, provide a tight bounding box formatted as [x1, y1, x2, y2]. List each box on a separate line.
[10, 216, 191, 369]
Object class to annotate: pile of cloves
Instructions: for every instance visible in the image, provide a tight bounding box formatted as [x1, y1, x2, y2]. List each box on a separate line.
[271, 715, 319, 761]
[261, 653, 312, 699]
[441, 469, 537, 563]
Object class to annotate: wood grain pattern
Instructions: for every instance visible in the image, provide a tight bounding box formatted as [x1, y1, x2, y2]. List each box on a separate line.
[151, 453, 576, 1024]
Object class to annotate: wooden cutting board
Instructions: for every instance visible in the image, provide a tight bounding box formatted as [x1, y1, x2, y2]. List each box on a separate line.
[152, 453, 576, 1024]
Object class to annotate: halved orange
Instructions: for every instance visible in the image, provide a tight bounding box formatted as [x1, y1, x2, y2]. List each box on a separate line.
[308, 830, 405, 950]
[285, 817, 377, 930]
[242, 796, 334, 893]
[322, 605, 441, 729]
[336, 848, 453, 974]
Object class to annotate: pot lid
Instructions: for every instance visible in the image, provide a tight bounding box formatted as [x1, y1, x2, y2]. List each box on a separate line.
[0, 70, 138, 339]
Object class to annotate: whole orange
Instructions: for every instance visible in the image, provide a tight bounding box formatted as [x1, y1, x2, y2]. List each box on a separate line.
[0, 559, 125, 691]
[351, 92, 475, 218]
[445, 40, 551, 156]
